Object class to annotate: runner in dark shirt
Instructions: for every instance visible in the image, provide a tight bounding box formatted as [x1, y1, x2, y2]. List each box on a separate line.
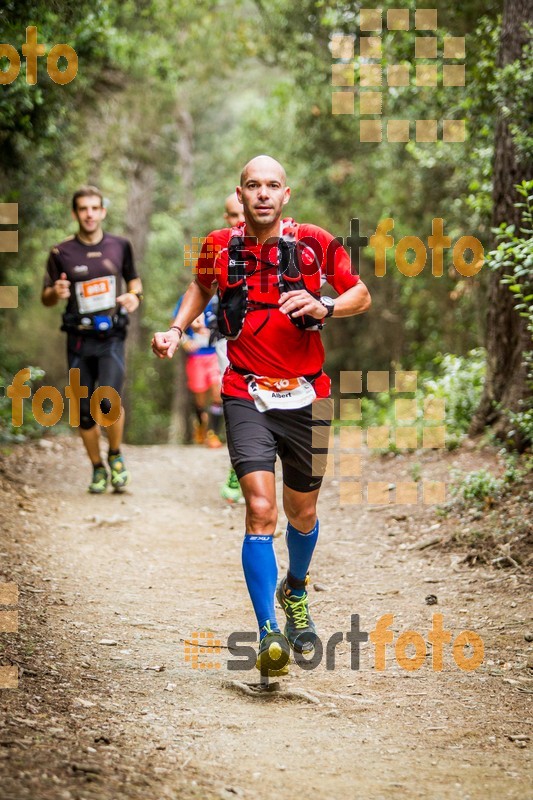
[42, 185, 143, 494]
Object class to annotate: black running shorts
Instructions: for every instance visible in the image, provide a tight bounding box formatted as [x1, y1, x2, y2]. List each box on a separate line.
[67, 334, 126, 429]
[223, 397, 332, 493]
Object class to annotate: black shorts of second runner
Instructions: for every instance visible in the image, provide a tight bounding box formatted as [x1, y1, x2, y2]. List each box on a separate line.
[223, 397, 332, 493]
[67, 334, 126, 430]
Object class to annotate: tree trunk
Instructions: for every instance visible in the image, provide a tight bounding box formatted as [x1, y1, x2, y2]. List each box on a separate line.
[469, 0, 533, 447]
[122, 161, 156, 432]
[168, 107, 195, 445]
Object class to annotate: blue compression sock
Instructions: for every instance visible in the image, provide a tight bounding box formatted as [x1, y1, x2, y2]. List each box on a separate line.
[286, 520, 319, 596]
[241, 534, 279, 638]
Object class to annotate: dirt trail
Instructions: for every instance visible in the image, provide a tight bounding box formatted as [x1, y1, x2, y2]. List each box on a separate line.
[0, 437, 531, 800]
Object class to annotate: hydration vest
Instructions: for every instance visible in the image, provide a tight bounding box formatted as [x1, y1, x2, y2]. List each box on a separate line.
[217, 220, 322, 340]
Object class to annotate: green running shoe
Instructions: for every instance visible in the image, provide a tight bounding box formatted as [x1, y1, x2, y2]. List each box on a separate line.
[221, 468, 244, 504]
[89, 465, 109, 494]
[255, 622, 290, 677]
[108, 453, 130, 492]
[276, 577, 317, 654]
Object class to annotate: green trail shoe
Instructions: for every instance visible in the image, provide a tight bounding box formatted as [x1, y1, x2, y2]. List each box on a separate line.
[89, 465, 109, 494]
[108, 453, 130, 492]
[255, 622, 290, 677]
[276, 577, 317, 654]
[221, 468, 244, 504]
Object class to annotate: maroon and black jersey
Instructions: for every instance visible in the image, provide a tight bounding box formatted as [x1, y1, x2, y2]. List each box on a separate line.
[44, 233, 137, 317]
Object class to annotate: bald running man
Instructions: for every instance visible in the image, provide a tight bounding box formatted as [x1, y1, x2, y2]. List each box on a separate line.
[153, 156, 371, 676]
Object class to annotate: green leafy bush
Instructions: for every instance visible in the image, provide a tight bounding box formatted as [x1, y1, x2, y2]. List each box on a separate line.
[423, 349, 487, 448]
[451, 468, 503, 508]
[489, 179, 533, 448]
[0, 366, 46, 443]
[358, 349, 486, 452]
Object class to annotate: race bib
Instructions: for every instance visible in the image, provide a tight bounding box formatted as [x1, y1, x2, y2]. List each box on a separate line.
[247, 375, 316, 412]
[75, 275, 116, 314]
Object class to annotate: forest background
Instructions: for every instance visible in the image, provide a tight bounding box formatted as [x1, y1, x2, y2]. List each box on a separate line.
[0, 0, 531, 454]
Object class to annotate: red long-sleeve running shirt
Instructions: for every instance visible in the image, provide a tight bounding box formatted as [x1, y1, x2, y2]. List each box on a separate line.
[194, 219, 359, 400]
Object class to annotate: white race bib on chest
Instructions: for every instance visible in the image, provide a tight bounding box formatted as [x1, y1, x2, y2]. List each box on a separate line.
[75, 275, 116, 313]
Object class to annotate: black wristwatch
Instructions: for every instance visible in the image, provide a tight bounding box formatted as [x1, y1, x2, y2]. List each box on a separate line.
[320, 296, 335, 318]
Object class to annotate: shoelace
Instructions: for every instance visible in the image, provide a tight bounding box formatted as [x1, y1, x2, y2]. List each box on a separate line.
[260, 621, 279, 640]
[285, 594, 310, 629]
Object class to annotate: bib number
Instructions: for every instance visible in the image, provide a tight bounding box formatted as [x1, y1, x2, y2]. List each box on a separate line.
[75, 276, 116, 314]
[247, 375, 316, 412]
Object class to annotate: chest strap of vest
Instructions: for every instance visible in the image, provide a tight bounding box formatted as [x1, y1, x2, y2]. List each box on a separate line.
[217, 222, 323, 340]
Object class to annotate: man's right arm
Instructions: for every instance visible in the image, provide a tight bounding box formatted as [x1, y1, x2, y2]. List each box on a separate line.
[152, 279, 215, 359]
[41, 250, 71, 307]
[41, 280, 68, 307]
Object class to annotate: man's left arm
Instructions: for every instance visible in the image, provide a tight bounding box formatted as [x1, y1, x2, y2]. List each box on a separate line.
[116, 239, 143, 312]
[278, 280, 370, 321]
[117, 278, 144, 313]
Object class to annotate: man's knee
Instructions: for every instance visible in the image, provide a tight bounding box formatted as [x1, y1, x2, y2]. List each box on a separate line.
[246, 494, 277, 529]
[283, 497, 317, 533]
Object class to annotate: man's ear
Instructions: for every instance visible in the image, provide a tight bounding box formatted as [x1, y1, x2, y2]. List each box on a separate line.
[236, 186, 243, 203]
[100, 206, 107, 220]
[282, 187, 291, 206]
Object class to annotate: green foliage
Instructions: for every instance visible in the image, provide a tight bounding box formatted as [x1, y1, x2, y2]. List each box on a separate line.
[450, 451, 533, 509]
[451, 467, 502, 508]
[361, 348, 486, 452]
[489, 180, 533, 446]
[423, 349, 487, 447]
[0, 366, 46, 442]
